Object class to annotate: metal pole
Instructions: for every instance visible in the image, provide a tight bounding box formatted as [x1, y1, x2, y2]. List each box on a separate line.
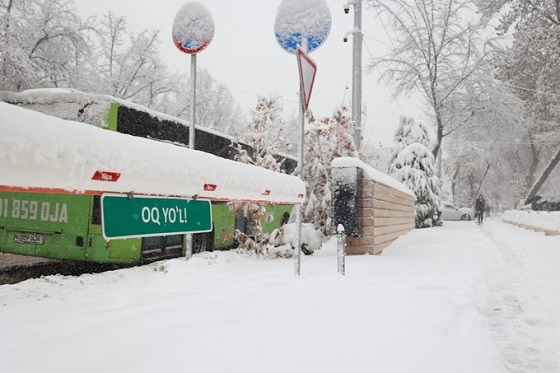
[186, 53, 197, 260]
[352, 0, 363, 150]
[294, 82, 305, 277]
[189, 54, 197, 150]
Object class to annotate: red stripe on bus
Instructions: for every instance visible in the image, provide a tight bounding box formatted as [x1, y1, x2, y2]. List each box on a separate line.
[0, 185, 98, 195]
[0, 185, 303, 204]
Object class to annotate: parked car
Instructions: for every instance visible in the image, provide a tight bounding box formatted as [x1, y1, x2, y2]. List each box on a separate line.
[442, 202, 473, 221]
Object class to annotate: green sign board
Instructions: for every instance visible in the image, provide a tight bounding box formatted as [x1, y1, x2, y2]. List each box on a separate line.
[101, 194, 212, 240]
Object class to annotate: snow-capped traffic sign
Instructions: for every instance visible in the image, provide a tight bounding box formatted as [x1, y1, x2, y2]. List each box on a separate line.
[172, 2, 215, 54]
[297, 47, 317, 110]
[274, 0, 331, 54]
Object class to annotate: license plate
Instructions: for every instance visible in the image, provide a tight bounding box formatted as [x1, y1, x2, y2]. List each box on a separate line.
[13, 232, 45, 245]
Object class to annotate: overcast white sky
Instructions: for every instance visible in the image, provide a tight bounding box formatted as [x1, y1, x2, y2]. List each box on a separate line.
[72, 0, 423, 147]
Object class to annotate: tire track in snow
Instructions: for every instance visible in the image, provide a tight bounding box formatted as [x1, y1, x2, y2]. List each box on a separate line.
[476, 220, 559, 372]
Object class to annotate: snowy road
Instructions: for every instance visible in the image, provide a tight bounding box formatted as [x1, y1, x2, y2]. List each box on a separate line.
[1, 217, 560, 373]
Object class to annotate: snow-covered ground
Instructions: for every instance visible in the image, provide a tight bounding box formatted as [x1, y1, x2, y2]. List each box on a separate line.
[1, 215, 559, 372]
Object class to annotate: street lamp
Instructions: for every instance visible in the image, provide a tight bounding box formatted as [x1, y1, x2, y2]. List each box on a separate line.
[343, 0, 362, 150]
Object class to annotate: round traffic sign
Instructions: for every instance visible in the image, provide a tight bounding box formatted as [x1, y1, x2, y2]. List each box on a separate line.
[274, 0, 331, 54]
[172, 2, 215, 54]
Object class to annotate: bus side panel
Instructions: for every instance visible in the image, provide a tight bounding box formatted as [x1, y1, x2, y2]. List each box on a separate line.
[262, 204, 293, 234]
[87, 196, 141, 263]
[115, 105, 189, 145]
[195, 129, 234, 159]
[212, 203, 235, 249]
[86, 223, 142, 264]
[106, 238, 142, 263]
[107, 102, 119, 131]
[0, 192, 90, 261]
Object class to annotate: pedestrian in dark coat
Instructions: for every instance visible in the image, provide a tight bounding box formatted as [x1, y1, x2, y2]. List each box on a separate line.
[475, 195, 486, 224]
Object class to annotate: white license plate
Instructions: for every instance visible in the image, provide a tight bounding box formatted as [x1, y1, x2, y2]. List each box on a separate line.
[13, 232, 44, 245]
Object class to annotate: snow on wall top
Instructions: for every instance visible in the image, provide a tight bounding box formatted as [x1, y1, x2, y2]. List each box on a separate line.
[0, 103, 305, 204]
[332, 157, 415, 198]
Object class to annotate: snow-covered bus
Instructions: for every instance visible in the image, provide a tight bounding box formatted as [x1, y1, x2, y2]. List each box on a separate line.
[0, 91, 304, 263]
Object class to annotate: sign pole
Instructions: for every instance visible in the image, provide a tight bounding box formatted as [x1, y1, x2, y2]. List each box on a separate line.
[189, 53, 196, 150]
[173, 1, 214, 260]
[293, 47, 317, 277]
[294, 83, 306, 277]
[186, 53, 197, 260]
[274, 0, 331, 276]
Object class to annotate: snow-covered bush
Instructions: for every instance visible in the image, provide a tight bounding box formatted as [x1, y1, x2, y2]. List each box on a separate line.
[303, 106, 358, 236]
[230, 202, 294, 258]
[232, 96, 292, 171]
[270, 223, 328, 255]
[230, 96, 293, 257]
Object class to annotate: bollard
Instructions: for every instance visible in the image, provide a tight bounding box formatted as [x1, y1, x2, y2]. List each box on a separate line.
[337, 224, 346, 275]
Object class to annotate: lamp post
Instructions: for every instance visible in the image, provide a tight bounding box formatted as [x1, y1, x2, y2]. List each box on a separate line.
[344, 0, 362, 150]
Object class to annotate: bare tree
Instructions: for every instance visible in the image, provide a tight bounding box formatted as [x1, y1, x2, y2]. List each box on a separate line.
[153, 69, 244, 135]
[0, 3, 244, 141]
[0, 0, 90, 91]
[443, 80, 531, 208]
[477, 0, 560, 201]
[82, 12, 174, 107]
[191, 70, 244, 134]
[367, 0, 493, 159]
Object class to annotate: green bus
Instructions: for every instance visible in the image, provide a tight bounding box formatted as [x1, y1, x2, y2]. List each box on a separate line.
[0, 90, 301, 263]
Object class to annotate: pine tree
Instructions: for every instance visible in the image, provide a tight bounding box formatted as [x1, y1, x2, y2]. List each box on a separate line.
[389, 116, 431, 160]
[389, 117, 442, 228]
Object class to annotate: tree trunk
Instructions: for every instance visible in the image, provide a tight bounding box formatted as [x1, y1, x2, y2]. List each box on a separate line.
[451, 164, 460, 204]
[524, 145, 560, 204]
[475, 162, 492, 197]
[431, 101, 444, 160]
[525, 134, 541, 192]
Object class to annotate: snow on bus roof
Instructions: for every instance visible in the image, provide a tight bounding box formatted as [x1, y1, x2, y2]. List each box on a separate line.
[0, 88, 230, 138]
[331, 157, 415, 198]
[0, 102, 305, 204]
[0, 88, 297, 162]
